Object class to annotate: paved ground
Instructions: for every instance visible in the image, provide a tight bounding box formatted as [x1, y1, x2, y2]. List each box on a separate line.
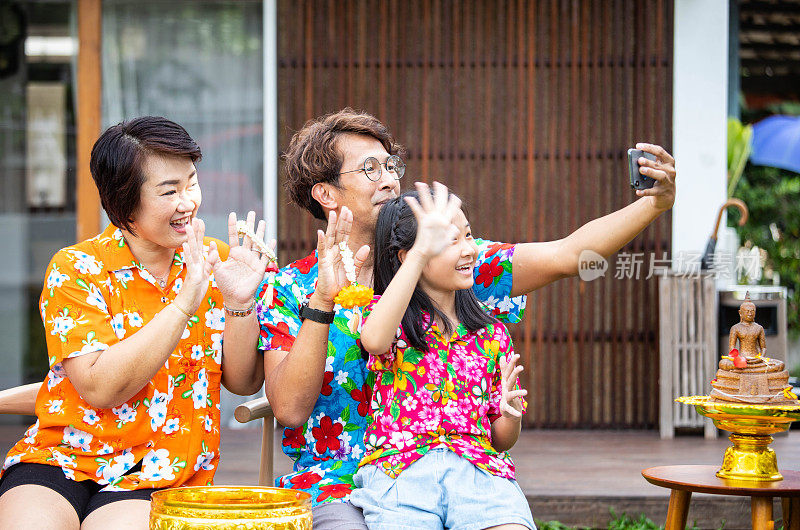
[2, 420, 798, 528]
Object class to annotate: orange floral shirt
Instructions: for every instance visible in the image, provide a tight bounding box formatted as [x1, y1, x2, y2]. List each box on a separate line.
[2, 223, 229, 491]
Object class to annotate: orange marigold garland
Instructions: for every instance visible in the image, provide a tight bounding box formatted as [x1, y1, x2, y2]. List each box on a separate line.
[333, 241, 373, 308]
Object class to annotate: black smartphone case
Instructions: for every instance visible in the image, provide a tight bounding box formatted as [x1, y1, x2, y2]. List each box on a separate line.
[628, 149, 657, 190]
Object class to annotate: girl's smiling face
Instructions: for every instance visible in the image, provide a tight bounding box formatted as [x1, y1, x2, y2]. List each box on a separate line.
[419, 209, 478, 297]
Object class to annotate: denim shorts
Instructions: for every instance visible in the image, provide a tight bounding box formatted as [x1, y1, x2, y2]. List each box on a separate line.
[350, 448, 535, 530]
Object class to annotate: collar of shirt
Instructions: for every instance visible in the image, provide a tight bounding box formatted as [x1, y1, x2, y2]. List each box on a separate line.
[422, 312, 491, 345]
[93, 223, 185, 277]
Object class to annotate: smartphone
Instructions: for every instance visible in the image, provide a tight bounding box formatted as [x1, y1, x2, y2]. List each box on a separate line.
[628, 149, 657, 190]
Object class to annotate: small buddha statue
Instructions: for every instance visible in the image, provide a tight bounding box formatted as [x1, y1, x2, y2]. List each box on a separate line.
[728, 293, 766, 367]
[710, 293, 796, 404]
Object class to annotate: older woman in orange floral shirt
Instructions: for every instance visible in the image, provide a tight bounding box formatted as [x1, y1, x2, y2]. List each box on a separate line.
[0, 117, 268, 529]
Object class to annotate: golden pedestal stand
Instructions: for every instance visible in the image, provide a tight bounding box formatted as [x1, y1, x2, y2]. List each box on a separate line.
[678, 396, 800, 481]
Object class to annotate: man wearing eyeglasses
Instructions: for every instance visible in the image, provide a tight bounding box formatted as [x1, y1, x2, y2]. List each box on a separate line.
[255, 108, 676, 529]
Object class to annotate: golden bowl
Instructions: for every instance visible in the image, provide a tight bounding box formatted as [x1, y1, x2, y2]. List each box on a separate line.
[677, 395, 800, 435]
[150, 486, 311, 530]
[677, 396, 800, 481]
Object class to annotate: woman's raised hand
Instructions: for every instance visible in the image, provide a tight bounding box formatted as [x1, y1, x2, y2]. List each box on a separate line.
[175, 218, 214, 314]
[315, 207, 369, 307]
[210, 211, 273, 308]
[498, 353, 528, 419]
[404, 181, 462, 260]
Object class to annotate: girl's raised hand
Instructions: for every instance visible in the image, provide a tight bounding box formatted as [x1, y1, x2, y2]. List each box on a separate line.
[405, 181, 462, 260]
[498, 354, 528, 419]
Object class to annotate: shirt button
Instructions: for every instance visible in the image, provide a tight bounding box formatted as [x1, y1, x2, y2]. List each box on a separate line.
[161, 297, 169, 304]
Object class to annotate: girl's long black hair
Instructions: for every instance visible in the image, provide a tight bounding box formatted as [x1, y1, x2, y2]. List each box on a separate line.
[372, 190, 497, 353]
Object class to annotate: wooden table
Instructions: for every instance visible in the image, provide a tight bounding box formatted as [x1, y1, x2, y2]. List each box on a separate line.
[642, 465, 800, 530]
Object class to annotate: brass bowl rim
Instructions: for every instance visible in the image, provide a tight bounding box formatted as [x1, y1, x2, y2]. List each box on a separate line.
[150, 485, 311, 510]
[676, 395, 800, 413]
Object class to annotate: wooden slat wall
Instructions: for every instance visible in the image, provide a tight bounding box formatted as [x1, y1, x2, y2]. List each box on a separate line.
[76, 0, 102, 241]
[277, 0, 673, 429]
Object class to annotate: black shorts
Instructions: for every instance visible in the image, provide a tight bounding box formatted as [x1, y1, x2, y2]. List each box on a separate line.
[0, 462, 160, 522]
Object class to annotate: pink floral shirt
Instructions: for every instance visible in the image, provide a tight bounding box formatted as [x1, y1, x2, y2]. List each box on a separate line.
[358, 297, 527, 479]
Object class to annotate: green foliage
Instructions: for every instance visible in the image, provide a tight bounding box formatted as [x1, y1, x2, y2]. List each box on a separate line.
[535, 520, 582, 530]
[534, 509, 722, 530]
[727, 117, 752, 197]
[730, 163, 800, 339]
[607, 509, 661, 530]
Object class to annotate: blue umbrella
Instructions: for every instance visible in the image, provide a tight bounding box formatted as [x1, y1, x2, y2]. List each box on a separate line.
[750, 115, 800, 174]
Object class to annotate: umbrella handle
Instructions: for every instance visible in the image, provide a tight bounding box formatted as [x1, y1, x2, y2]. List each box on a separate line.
[710, 198, 749, 240]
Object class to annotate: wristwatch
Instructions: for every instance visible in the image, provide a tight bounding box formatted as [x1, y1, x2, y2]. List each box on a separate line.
[299, 301, 335, 324]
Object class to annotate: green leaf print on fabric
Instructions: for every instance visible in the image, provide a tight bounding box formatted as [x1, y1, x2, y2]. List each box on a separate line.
[333, 318, 358, 339]
[344, 345, 362, 363]
[340, 378, 356, 393]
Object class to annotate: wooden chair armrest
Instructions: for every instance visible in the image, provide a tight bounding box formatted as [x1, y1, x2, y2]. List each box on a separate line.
[234, 396, 273, 424]
[234, 396, 275, 486]
[0, 382, 41, 415]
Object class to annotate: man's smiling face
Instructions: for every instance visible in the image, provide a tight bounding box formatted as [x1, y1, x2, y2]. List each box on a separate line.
[332, 133, 401, 232]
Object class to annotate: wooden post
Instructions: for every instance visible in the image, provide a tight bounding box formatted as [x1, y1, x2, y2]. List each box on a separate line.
[782, 497, 800, 530]
[259, 416, 274, 487]
[751, 497, 774, 530]
[665, 489, 691, 530]
[659, 275, 674, 439]
[702, 275, 719, 439]
[76, 0, 102, 242]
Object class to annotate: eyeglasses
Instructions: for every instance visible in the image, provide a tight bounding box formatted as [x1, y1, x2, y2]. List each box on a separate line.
[339, 155, 405, 181]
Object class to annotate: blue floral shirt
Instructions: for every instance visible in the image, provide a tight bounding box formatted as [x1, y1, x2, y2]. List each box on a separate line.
[255, 239, 525, 506]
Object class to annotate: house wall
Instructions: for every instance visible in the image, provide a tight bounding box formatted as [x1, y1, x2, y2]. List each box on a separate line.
[671, 0, 729, 268]
[275, 0, 674, 428]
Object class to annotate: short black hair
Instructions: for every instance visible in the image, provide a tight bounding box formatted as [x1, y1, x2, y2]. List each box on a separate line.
[90, 116, 201, 233]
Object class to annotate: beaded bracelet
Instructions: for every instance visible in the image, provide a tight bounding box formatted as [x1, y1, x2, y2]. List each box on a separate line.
[224, 299, 257, 317]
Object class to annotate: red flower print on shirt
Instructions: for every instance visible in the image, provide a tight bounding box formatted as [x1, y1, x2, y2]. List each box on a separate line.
[292, 255, 318, 274]
[267, 322, 295, 351]
[320, 371, 334, 396]
[475, 256, 503, 288]
[283, 427, 306, 449]
[290, 471, 323, 489]
[311, 416, 343, 454]
[349, 383, 373, 417]
[316, 483, 352, 502]
[485, 242, 513, 258]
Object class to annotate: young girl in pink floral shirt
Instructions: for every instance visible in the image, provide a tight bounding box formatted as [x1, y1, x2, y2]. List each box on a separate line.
[352, 182, 534, 530]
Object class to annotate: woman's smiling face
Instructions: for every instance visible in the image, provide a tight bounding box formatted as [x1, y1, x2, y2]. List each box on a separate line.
[128, 154, 202, 251]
